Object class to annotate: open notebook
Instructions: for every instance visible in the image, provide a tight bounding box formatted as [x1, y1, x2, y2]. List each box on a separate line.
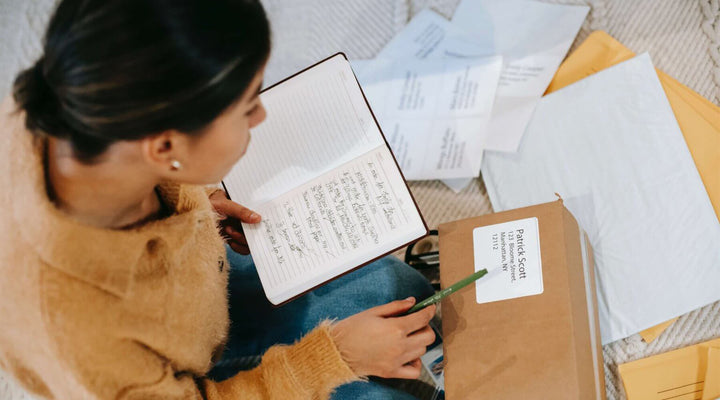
[222, 54, 428, 305]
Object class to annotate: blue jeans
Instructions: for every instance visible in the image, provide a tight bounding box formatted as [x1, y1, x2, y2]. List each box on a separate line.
[209, 248, 435, 400]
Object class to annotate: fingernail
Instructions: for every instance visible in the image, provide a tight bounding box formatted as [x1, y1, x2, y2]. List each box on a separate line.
[250, 212, 260, 221]
[405, 297, 415, 303]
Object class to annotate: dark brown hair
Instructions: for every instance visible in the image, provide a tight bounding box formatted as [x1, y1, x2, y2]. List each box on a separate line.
[13, 0, 271, 162]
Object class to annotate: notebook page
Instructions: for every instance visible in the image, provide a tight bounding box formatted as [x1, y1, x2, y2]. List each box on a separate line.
[223, 55, 384, 209]
[244, 145, 426, 304]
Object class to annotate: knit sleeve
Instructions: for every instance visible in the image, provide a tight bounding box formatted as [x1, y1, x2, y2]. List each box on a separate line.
[204, 185, 225, 198]
[204, 322, 361, 400]
[118, 323, 360, 400]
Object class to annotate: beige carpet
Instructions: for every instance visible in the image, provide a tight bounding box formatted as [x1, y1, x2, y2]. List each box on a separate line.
[1, 0, 718, 399]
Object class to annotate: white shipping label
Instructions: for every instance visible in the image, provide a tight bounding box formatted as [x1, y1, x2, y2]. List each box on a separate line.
[472, 217, 543, 304]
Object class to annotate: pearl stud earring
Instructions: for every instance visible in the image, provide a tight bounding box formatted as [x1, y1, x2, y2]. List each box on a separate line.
[170, 160, 183, 171]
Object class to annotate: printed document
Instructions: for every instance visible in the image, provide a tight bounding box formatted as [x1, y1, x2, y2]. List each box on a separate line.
[357, 4, 587, 189]
[366, 4, 588, 153]
[451, 0, 589, 153]
[354, 56, 502, 180]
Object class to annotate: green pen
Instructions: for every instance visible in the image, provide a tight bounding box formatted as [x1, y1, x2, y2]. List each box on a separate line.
[406, 268, 489, 314]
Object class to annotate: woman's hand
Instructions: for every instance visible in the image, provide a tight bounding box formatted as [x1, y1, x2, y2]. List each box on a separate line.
[330, 298, 436, 379]
[209, 190, 261, 254]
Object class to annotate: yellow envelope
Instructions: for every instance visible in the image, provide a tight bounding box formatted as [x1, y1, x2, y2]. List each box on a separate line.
[638, 318, 678, 343]
[618, 338, 720, 400]
[702, 347, 720, 400]
[546, 31, 720, 343]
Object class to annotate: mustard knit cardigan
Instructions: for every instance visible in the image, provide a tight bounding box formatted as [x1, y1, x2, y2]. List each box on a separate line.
[0, 98, 360, 399]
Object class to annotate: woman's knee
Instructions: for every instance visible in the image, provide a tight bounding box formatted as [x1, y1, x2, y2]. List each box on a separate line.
[226, 246, 255, 272]
[331, 380, 419, 400]
[306, 256, 434, 317]
[363, 256, 435, 303]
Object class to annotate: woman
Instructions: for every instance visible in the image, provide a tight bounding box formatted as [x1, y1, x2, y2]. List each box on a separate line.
[0, 0, 437, 399]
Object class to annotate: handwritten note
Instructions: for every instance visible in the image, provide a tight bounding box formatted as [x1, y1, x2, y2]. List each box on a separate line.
[244, 146, 424, 303]
[223, 55, 426, 304]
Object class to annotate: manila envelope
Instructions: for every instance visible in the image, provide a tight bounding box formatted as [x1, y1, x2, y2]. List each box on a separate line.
[703, 347, 720, 400]
[545, 31, 720, 343]
[618, 337, 720, 400]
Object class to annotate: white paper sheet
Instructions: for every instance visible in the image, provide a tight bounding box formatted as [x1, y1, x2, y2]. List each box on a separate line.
[481, 54, 720, 344]
[351, 10, 491, 190]
[354, 56, 502, 180]
[374, 9, 487, 61]
[357, 4, 586, 188]
[441, 177, 474, 193]
[452, 0, 589, 153]
[365, 4, 588, 154]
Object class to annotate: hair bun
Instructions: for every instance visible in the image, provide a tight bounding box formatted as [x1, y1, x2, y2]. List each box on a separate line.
[12, 58, 68, 138]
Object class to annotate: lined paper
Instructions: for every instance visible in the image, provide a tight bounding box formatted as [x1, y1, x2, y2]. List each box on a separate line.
[224, 56, 384, 208]
[244, 146, 425, 304]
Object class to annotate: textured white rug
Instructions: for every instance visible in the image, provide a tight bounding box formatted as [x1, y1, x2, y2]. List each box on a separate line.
[1, 0, 718, 399]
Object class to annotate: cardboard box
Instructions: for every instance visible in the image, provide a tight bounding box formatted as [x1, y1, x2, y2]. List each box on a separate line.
[439, 200, 605, 399]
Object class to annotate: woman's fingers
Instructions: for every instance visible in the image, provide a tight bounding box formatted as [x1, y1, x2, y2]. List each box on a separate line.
[229, 242, 250, 255]
[211, 197, 261, 224]
[370, 297, 416, 317]
[407, 358, 422, 370]
[393, 359, 423, 380]
[398, 304, 436, 335]
[400, 344, 430, 368]
[331, 298, 436, 379]
[398, 326, 435, 366]
[225, 226, 248, 245]
[407, 325, 436, 349]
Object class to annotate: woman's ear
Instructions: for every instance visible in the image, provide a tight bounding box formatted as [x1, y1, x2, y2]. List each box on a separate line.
[140, 130, 189, 174]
